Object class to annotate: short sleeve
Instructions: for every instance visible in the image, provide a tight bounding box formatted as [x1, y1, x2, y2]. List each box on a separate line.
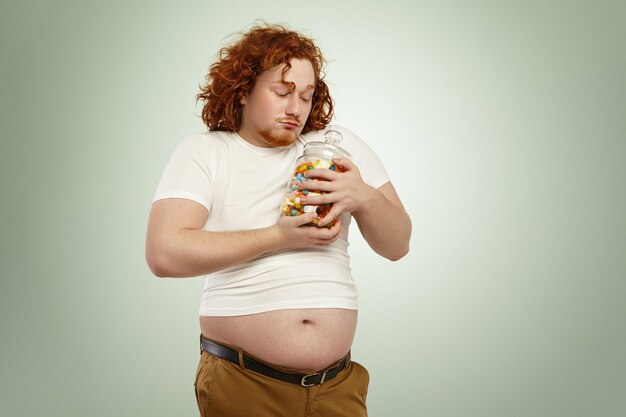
[152, 134, 214, 212]
[334, 126, 390, 189]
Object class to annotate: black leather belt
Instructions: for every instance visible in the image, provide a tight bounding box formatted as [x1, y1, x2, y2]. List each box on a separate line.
[200, 336, 350, 387]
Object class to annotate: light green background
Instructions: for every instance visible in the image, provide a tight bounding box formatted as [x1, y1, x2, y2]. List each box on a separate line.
[1, 1, 625, 416]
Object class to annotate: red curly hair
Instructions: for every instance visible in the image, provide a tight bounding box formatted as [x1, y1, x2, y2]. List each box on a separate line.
[197, 23, 334, 134]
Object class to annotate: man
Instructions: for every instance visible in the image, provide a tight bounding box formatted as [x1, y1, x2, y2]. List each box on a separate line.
[146, 23, 411, 417]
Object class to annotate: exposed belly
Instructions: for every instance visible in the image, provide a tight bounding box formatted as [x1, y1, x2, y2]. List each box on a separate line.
[199, 308, 357, 372]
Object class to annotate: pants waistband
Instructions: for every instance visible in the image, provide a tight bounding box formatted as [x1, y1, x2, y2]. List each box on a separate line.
[200, 335, 350, 387]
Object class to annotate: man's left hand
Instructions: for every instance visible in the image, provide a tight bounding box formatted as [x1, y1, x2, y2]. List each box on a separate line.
[298, 158, 377, 227]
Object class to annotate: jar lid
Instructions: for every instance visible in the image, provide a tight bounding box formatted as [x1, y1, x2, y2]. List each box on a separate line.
[303, 128, 352, 159]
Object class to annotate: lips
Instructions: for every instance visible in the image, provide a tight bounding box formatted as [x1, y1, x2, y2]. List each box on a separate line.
[278, 119, 301, 128]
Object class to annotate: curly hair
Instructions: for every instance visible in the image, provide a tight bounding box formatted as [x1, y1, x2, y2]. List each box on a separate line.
[196, 23, 334, 134]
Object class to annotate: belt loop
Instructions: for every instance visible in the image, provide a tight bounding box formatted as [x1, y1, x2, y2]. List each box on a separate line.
[199, 334, 203, 354]
[238, 350, 245, 368]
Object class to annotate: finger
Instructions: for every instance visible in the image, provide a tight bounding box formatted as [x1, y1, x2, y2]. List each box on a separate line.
[300, 180, 334, 194]
[317, 208, 341, 228]
[287, 211, 318, 226]
[300, 192, 335, 206]
[303, 169, 338, 181]
[327, 220, 343, 241]
[332, 158, 355, 171]
[312, 219, 342, 243]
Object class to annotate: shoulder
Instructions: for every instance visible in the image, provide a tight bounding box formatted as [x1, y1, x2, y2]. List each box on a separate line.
[169, 131, 241, 163]
[178, 130, 235, 149]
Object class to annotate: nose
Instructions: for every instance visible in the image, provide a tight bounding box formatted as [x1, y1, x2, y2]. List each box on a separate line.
[285, 94, 301, 118]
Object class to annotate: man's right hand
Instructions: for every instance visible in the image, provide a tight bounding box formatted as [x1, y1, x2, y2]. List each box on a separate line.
[271, 212, 343, 250]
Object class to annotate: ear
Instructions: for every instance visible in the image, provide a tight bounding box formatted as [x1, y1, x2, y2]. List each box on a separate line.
[239, 94, 247, 105]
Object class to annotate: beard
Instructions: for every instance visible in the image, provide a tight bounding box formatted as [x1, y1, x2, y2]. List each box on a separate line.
[259, 126, 299, 147]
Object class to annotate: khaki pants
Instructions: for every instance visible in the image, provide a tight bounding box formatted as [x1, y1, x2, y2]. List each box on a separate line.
[194, 346, 369, 417]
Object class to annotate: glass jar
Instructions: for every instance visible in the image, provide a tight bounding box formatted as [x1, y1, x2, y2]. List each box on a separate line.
[280, 128, 352, 227]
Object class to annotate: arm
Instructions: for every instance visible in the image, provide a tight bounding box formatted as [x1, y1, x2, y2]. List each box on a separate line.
[352, 181, 411, 260]
[299, 158, 411, 261]
[145, 198, 343, 278]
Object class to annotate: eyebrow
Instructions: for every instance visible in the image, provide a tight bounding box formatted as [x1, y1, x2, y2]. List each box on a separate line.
[271, 81, 315, 91]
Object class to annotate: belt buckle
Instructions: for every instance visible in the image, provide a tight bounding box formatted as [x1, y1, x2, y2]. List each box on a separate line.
[301, 371, 327, 387]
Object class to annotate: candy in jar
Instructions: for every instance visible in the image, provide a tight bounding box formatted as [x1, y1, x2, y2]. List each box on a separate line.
[280, 128, 351, 227]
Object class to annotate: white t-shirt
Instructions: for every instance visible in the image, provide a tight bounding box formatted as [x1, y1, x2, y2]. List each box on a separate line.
[153, 126, 390, 316]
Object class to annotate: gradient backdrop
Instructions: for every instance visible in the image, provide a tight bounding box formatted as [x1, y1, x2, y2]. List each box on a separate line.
[1, 1, 625, 416]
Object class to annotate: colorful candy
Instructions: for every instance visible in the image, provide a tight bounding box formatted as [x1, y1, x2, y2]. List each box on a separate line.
[279, 158, 344, 227]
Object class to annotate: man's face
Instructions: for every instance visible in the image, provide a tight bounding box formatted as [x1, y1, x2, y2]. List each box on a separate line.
[238, 58, 315, 147]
